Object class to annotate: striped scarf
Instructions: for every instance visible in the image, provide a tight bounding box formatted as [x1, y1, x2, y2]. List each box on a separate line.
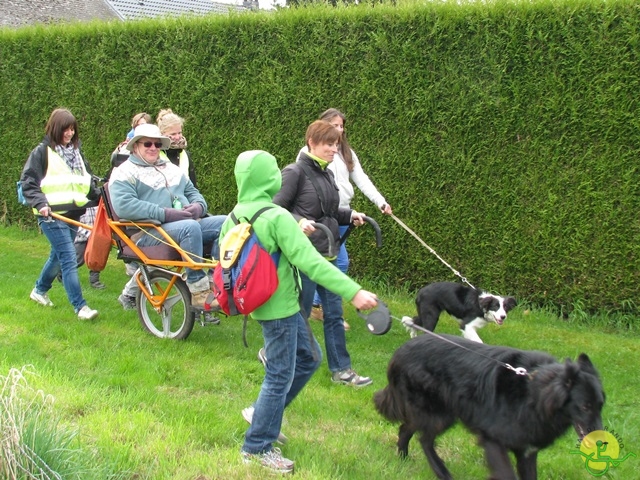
[55, 143, 85, 174]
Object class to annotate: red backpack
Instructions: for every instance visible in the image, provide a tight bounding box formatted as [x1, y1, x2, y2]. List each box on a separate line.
[209, 207, 280, 316]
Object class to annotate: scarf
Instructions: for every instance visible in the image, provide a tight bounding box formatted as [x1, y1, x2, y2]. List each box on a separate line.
[55, 143, 85, 174]
[307, 152, 329, 170]
[169, 135, 188, 150]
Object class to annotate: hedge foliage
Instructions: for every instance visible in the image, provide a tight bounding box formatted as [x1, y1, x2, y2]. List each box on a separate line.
[1, 1, 639, 315]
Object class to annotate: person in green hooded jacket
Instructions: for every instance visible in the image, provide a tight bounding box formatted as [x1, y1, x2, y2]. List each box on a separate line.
[226, 149, 378, 475]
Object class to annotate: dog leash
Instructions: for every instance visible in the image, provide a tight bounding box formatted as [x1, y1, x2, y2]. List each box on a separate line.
[389, 213, 475, 290]
[394, 315, 529, 377]
[355, 303, 528, 376]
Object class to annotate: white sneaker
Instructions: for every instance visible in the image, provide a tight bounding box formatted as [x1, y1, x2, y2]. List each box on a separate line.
[77, 305, 99, 320]
[30, 288, 53, 307]
[331, 368, 373, 387]
[242, 407, 288, 444]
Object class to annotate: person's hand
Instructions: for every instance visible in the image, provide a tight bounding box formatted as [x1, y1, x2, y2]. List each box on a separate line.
[299, 218, 316, 236]
[183, 203, 204, 218]
[380, 203, 392, 215]
[39, 205, 51, 217]
[163, 207, 192, 223]
[351, 211, 366, 227]
[350, 289, 378, 310]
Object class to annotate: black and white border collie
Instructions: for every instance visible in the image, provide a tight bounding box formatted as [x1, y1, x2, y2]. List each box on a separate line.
[404, 282, 517, 343]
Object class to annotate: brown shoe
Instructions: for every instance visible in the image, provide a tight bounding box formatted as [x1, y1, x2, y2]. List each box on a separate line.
[310, 306, 323, 321]
[191, 290, 210, 309]
[204, 292, 219, 311]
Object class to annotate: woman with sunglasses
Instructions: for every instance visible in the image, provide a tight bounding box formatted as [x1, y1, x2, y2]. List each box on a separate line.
[19, 108, 100, 320]
[109, 123, 226, 309]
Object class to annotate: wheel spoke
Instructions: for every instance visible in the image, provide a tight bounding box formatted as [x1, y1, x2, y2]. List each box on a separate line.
[164, 293, 183, 310]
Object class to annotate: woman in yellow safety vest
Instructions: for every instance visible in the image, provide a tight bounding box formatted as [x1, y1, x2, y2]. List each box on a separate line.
[19, 108, 100, 321]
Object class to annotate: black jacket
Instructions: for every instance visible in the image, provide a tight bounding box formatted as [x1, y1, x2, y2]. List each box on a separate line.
[273, 152, 353, 257]
[164, 148, 198, 188]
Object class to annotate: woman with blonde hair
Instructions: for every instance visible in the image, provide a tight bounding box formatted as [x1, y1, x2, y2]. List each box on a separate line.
[126, 112, 152, 140]
[157, 108, 198, 187]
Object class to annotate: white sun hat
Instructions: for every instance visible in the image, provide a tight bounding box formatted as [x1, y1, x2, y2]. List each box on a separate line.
[126, 123, 170, 152]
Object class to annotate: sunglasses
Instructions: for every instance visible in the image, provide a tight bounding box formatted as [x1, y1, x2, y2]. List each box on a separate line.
[140, 141, 163, 148]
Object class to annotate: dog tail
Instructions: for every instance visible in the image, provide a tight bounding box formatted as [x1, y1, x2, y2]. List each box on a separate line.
[374, 386, 406, 423]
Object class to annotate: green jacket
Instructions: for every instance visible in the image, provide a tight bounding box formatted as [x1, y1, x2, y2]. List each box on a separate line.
[223, 150, 361, 321]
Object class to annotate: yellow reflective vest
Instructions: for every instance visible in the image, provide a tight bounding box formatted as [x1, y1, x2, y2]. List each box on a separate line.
[160, 150, 190, 177]
[36, 147, 92, 214]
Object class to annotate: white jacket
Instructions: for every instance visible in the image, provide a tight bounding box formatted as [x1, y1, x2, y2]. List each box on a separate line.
[296, 146, 387, 210]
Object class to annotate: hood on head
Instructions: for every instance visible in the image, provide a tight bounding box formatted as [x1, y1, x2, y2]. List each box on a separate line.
[234, 150, 281, 203]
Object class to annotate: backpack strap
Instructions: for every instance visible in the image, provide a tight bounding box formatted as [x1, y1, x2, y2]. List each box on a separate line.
[230, 206, 274, 348]
[298, 161, 328, 216]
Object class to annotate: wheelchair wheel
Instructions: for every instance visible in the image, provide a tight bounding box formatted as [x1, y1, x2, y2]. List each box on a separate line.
[136, 269, 195, 339]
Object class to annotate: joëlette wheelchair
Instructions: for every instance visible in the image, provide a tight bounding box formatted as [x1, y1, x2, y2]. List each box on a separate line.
[55, 183, 221, 340]
[52, 183, 382, 341]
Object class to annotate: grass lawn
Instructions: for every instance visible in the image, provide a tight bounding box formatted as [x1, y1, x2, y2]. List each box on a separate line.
[0, 225, 638, 479]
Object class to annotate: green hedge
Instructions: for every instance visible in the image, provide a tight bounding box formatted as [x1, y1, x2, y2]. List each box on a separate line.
[2, 1, 639, 316]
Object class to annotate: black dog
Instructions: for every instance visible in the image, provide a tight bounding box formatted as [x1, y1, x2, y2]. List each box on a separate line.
[407, 282, 517, 343]
[374, 334, 604, 480]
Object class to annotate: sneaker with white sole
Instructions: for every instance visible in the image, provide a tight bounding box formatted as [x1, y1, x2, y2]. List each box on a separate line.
[241, 447, 294, 474]
[30, 288, 54, 307]
[331, 368, 372, 387]
[257, 348, 267, 367]
[242, 406, 288, 444]
[77, 305, 99, 320]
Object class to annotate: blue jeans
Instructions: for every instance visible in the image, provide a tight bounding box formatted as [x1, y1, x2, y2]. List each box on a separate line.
[136, 215, 226, 284]
[35, 216, 87, 311]
[301, 263, 351, 373]
[243, 312, 321, 454]
[313, 225, 349, 305]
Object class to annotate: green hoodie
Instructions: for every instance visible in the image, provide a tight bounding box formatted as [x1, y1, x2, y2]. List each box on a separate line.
[222, 150, 361, 321]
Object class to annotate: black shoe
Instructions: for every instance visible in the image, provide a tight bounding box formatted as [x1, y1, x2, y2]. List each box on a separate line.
[118, 294, 136, 310]
[89, 272, 105, 289]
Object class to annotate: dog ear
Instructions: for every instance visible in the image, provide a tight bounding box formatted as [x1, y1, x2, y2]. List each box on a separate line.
[562, 358, 580, 389]
[503, 297, 517, 312]
[538, 361, 579, 416]
[478, 295, 494, 311]
[577, 353, 600, 378]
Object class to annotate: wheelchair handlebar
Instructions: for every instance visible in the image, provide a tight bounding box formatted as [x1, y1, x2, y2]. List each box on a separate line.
[310, 222, 336, 259]
[340, 216, 382, 248]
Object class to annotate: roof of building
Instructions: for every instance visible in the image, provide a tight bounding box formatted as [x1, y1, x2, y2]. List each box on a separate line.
[106, 0, 248, 20]
[0, 0, 118, 28]
[0, 0, 253, 29]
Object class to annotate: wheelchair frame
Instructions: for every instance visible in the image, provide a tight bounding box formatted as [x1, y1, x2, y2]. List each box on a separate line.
[53, 184, 222, 340]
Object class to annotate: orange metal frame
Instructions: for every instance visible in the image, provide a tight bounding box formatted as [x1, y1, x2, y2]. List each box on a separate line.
[51, 211, 218, 313]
